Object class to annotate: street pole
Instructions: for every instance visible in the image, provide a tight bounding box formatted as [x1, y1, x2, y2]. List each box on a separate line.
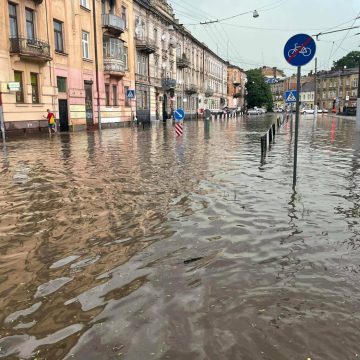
[0, 91, 6, 144]
[357, 55, 360, 131]
[314, 57, 318, 118]
[293, 66, 301, 191]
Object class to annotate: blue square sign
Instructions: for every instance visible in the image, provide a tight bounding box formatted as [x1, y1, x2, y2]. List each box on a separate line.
[126, 90, 136, 99]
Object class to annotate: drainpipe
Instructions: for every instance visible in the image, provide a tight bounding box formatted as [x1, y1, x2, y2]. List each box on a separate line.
[92, 0, 102, 132]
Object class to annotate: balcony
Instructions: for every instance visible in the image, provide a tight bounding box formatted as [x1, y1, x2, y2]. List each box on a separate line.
[162, 78, 176, 90]
[233, 80, 241, 86]
[205, 88, 214, 97]
[135, 36, 157, 54]
[233, 92, 242, 98]
[185, 84, 198, 95]
[177, 54, 190, 69]
[136, 73, 149, 83]
[103, 58, 125, 78]
[102, 14, 125, 35]
[9, 37, 51, 62]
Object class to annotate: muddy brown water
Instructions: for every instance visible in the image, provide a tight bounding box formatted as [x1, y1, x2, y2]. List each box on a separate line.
[1, 115, 360, 359]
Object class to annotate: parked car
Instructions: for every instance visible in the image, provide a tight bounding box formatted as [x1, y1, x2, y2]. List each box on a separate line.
[317, 109, 323, 114]
[247, 108, 261, 115]
[301, 108, 314, 114]
[255, 107, 266, 114]
[322, 109, 329, 113]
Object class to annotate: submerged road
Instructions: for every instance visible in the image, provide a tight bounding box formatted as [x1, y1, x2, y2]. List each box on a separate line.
[1, 115, 360, 359]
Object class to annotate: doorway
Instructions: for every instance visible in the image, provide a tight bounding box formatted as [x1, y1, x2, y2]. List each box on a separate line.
[162, 94, 167, 121]
[84, 81, 94, 127]
[58, 99, 69, 131]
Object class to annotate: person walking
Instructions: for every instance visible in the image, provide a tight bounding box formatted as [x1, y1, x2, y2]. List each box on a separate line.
[44, 109, 56, 135]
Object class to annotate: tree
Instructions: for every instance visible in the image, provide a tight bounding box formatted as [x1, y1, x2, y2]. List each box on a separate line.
[245, 69, 273, 111]
[333, 51, 360, 69]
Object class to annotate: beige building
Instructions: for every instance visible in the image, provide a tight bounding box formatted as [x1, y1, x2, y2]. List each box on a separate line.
[317, 68, 358, 111]
[133, 0, 228, 122]
[1, 0, 136, 134]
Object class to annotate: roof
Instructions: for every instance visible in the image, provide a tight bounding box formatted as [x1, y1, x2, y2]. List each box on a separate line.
[318, 67, 358, 79]
[302, 81, 315, 92]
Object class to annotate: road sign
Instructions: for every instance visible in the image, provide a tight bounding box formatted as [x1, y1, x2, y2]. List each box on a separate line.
[174, 108, 185, 122]
[204, 109, 211, 120]
[284, 33, 316, 67]
[175, 123, 183, 136]
[126, 89, 136, 99]
[284, 90, 298, 103]
[7, 82, 20, 92]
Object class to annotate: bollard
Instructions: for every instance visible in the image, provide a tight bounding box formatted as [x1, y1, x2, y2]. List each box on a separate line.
[272, 123, 276, 139]
[269, 128, 272, 143]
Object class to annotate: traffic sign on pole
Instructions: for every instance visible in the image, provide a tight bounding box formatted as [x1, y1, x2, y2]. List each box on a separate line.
[284, 90, 298, 103]
[174, 108, 185, 122]
[126, 89, 136, 99]
[284, 33, 316, 67]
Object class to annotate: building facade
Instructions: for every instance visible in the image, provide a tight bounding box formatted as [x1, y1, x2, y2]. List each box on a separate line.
[133, 0, 228, 122]
[1, 0, 135, 133]
[317, 68, 358, 111]
[300, 80, 315, 109]
[1, 0, 228, 134]
[226, 64, 247, 110]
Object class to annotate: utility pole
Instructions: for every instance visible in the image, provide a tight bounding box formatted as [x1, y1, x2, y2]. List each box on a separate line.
[314, 57, 318, 118]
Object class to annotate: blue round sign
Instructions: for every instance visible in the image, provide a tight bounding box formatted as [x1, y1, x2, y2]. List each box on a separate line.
[174, 108, 185, 122]
[284, 33, 316, 67]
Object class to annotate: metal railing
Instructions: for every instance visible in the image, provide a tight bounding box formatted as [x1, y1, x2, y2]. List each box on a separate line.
[205, 88, 214, 97]
[185, 84, 198, 94]
[102, 14, 125, 33]
[9, 37, 51, 60]
[161, 78, 176, 89]
[176, 56, 190, 68]
[103, 58, 125, 74]
[135, 36, 157, 53]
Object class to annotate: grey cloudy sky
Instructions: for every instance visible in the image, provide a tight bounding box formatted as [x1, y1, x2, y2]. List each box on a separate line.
[169, 0, 360, 75]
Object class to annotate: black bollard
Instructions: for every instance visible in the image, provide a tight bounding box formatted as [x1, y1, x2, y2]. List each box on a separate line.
[272, 123, 276, 138]
[269, 128, 272, 143]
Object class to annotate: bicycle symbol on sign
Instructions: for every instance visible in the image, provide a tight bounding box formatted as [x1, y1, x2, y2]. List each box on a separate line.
[287, 43, 312, 58]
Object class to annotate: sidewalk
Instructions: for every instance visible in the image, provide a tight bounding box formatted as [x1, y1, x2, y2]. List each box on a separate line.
[322, 113, 356, 121]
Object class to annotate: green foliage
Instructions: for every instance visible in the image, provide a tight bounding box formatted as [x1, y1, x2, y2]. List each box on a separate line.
[245, 69, 273, 111]
[333, 51, 360, 69]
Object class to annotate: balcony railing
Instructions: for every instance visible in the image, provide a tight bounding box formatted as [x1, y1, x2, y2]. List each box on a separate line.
[185, 84, 198, 95]
[102, 14, 125, 35]
[233, 92, 242, 98]
[103, 58, 125, 77]
[233, 80, 241, 86]
[9, 37, 51, 62]
[135, 36, 157, 54]
[205, 88, 214, 97]
[136, 73, 149, 83]
[162, 78, 176, 90]
[177, 55, 190, 69]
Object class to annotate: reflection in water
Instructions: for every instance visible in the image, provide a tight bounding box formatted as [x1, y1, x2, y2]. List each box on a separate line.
[1, 116, 360, 359]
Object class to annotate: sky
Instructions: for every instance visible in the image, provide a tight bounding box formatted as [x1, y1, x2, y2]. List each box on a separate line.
[168, 0, 360, 75]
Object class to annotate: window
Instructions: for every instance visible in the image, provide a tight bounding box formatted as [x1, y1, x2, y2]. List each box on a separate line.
[80, 0, 89, 9]
[14, 71, 23, 103]
[136, 52, 148, 76]
[30, 73, 39, 104]
[123, 47, 128, 69]
[54, 20, 64, 52]
[103, 36, 123, 58]
[121, 6, 127, 28]
[8, 3, 18, 38]
[143, 90, 148, 109]
[112, 85, 118, 106]
[82, 31, 90, 59]
[105, 84, 110, 106]
[57, 77, 67, 93]
[124, 86, 130, 106]
[25, 8, 35, 40]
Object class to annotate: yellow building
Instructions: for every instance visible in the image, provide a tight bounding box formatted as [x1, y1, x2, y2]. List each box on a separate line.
[0, 0, 135, 134]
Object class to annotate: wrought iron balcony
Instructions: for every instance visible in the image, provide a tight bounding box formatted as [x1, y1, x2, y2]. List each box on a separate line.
[161, 78, 176, 90]
[177, 54, 190, 69]
[136, 73, 149, 83]
[9, 37, 51, 62]
[102, 14, 125, 35]
[135, 36, 157, 54]
[103, 58, 125, 78]
[185, 84, 198, 95]
[205, 88, 214, 97]
[233, 80, 241, 86]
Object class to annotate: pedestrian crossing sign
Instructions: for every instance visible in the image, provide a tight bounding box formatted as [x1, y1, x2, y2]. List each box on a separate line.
[284, 90, 298, 103]
[126, 89, 136, 99]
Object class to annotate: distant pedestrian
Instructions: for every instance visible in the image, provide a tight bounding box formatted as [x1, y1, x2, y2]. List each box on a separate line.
[44, 109, 56, 135]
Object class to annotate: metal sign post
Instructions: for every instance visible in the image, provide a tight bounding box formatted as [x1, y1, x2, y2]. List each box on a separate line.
[0, 91, 5, 144]
[284, 33, 316, 191]
[126, 89, 136, 123]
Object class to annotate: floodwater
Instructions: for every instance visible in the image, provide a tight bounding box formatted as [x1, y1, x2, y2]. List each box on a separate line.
[1, 115, 360, 360]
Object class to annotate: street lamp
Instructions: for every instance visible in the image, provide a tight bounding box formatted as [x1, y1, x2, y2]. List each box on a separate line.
[253, 10, 259, 18]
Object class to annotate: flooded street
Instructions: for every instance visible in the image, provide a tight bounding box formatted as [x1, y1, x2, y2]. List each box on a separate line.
[1, 114, 360, 359]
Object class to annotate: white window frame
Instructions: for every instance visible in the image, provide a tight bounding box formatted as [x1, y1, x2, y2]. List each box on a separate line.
[82, 31, 90, 59]
[80, 0, 89, 9]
